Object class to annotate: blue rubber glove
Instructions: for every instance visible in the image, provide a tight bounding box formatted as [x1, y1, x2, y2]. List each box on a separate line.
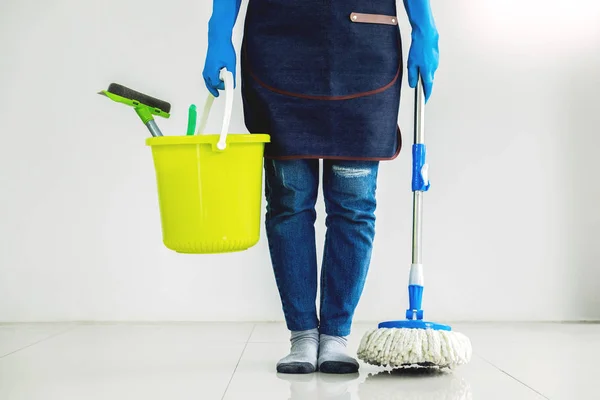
[203, 0, 242, 97]
[403, 0, 439, 102]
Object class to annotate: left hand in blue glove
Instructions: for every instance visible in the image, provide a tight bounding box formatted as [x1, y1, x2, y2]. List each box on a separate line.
[403, 0, 440, 102]
[203, 0, 243, 97]
[203, 36, 237, 98]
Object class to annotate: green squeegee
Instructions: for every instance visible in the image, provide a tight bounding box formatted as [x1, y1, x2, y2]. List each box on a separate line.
[99, 83, 171, 137]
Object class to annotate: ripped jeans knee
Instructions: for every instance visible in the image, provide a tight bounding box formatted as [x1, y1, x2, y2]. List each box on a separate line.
[323, 160, 379, 212]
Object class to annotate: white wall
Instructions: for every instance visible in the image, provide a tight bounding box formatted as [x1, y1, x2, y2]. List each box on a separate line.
[0, 0, 599, 323]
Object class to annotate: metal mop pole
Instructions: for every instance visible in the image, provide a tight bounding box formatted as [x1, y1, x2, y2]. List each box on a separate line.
[407, 77, 429, 321]
[412, 78, 426, 266]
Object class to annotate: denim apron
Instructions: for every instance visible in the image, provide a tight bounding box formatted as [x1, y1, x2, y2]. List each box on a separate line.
[240, 0, 403, 160]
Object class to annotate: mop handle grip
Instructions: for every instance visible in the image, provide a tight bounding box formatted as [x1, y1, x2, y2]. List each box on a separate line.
[412, 145, 430, 192]
[196, 67, 234, 151]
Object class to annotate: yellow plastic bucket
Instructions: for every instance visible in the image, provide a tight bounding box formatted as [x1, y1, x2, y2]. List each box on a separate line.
[146, 68, 270, 254]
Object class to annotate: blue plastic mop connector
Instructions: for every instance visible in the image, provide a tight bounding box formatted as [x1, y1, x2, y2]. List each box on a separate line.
[407, 284, 424, 320]
[376, 284, 452, 331]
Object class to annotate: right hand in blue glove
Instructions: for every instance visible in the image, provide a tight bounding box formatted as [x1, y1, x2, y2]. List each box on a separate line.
[203, 0, 243, 97]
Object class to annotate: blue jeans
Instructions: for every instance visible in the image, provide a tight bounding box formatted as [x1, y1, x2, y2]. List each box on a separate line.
[264, 159, 379, 337]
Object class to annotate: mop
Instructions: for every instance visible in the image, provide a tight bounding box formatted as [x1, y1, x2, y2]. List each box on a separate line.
[357, 79, 472, 369]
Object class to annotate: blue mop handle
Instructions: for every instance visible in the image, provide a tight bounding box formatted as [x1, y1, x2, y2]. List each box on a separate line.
[407, 76, 429, 321]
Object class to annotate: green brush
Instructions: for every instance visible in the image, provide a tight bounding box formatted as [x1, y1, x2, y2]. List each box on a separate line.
[98, 83, 171, 137]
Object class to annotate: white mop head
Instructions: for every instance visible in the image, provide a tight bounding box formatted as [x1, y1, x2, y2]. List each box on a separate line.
[357, 328, 472, 369]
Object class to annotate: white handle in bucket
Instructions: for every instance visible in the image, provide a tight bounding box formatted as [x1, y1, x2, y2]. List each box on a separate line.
[196, 68, 234, 151]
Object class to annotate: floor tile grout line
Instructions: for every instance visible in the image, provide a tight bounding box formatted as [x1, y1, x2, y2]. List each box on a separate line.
[221, 323, 257, 400]
[477, 354, 550, 399]
[0, 323, 83, 360]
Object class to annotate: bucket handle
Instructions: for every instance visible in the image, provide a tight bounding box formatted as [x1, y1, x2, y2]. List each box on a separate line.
[196, 68, 234, 151]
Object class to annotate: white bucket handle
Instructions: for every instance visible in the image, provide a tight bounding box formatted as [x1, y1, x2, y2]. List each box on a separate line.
[196, 67, 234, 151]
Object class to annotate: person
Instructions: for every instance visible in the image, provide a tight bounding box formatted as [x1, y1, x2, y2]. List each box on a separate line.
[203, 0, 439, 374]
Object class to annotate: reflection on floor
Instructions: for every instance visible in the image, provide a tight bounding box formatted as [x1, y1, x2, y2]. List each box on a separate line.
[2, 322, 598, 399]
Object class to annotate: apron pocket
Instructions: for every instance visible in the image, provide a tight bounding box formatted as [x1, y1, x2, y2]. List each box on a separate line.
[349, 12, 398, 26]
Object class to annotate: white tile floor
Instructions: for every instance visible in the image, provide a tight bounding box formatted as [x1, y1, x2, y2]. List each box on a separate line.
[0, 322, 598, 400]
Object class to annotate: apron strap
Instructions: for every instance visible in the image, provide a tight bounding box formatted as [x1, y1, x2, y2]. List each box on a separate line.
[196, 68, 234, 151]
